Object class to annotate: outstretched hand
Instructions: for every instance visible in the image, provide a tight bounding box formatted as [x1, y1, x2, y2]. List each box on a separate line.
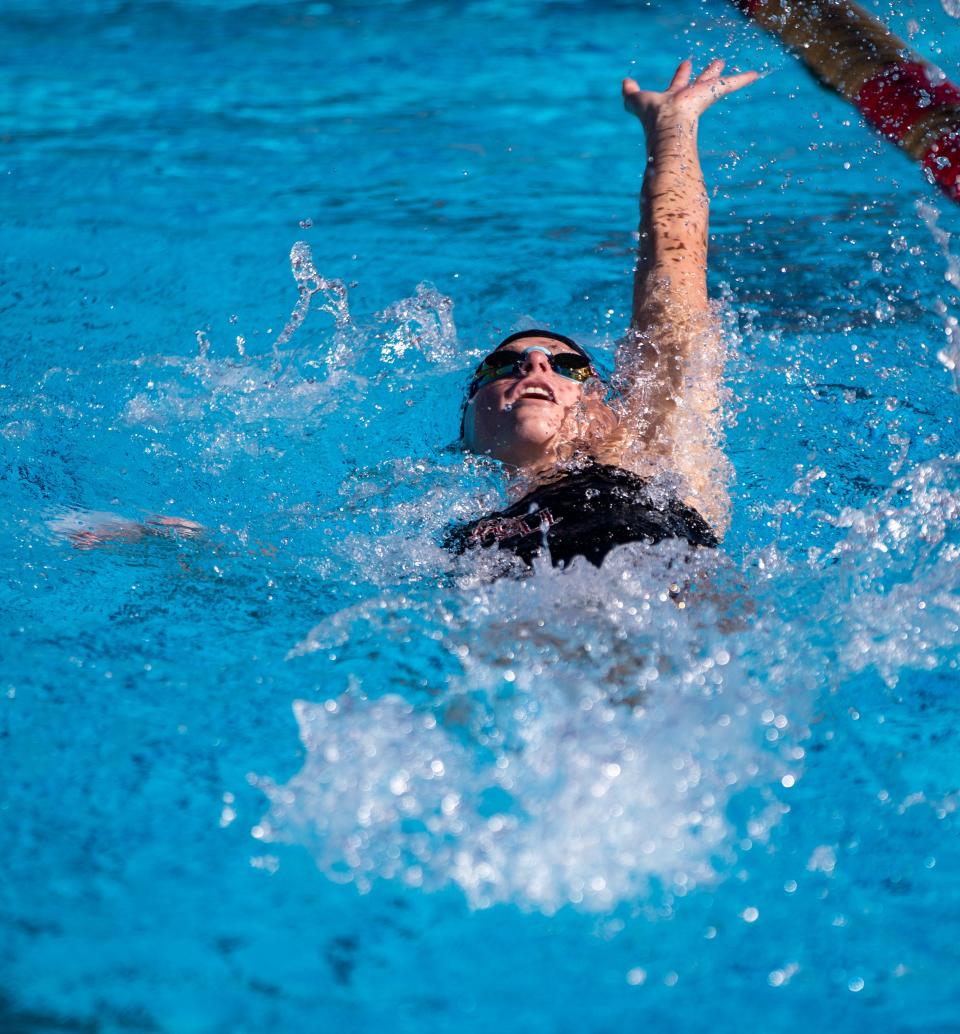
[622, 58, 758, 133]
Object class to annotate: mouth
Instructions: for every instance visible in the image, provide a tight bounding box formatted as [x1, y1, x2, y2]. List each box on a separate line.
[512, 380, 556, 403]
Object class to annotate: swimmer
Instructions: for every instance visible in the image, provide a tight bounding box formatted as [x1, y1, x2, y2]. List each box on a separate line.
[448, 58, 758, 568]
[62, 58, 757, 566]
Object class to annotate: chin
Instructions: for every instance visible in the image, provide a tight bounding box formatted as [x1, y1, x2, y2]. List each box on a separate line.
[467, 412, 562, 465]
[493, 429, 562, 467]
[509, 411, 561, 441]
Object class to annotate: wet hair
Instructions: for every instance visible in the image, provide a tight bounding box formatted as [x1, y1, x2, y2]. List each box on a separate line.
[459, 329, 599, 441]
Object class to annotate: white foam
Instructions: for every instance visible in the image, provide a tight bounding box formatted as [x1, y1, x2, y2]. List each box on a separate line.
[258, 542, 808, 912]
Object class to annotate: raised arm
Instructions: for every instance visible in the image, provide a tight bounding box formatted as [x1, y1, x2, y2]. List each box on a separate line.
[624, 58, 756, 345]
[613, 58, 757, 531]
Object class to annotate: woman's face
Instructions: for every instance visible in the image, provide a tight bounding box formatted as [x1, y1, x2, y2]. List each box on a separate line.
[462, 337, 610, 468]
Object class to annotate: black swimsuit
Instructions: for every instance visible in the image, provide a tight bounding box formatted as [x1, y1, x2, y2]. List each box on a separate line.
[445, 463, 718, 569]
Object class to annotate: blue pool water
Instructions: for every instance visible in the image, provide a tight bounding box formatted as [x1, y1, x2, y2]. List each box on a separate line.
[3, 0, 960, 1030]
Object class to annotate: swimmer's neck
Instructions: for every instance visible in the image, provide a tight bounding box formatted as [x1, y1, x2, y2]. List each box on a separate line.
[503, 451, 601, 499]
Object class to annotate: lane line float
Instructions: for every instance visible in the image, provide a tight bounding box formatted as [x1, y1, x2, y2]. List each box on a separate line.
[732, 0, 960, 202]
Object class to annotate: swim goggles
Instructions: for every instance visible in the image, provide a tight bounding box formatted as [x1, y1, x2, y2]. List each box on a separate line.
[465, 331, 597, 401]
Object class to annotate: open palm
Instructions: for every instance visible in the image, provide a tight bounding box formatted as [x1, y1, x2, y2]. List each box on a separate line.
[623, 58, 757, 132]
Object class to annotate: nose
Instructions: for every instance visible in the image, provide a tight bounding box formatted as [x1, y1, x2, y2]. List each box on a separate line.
[518, 347, 554, 374]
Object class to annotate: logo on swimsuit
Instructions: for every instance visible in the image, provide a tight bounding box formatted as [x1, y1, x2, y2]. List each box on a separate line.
[468, 508, 558, 548]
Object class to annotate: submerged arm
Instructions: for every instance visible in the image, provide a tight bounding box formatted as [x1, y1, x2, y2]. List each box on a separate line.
[64, 514, 204, 550]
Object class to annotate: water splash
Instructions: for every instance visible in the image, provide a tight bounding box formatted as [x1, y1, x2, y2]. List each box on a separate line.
[379, 281, 459, 368]
[917, 201, 960, 390]
[195, 328, 211, 360]
[123, 247, 367, 459]
[273, 240, 351, 373]
[816, 456, 960, 687]
[257, 541, 810, 912]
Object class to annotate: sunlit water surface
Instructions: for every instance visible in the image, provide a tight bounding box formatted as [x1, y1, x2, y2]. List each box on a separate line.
[3, 0, 960, 1030]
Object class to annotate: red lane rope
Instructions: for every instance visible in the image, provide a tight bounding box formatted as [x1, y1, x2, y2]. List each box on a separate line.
[857, 62, 960, 143]
[924, 133, 960, 201]
[731, 0, 960, 203]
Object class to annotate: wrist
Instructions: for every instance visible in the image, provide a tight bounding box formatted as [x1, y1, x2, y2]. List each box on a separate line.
[645, 112, 698, 157]
[644, 104, 697, 136]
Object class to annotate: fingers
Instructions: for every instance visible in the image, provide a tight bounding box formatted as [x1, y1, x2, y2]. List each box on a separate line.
[712, 69, 760, 96]
[622, 77, 650, 116]
[667, 58, 693, 91]
[692, 58, 758, 92]
[689, 60, 758, 107]
[622, 58, 758, 116]
[693, 57, 725, 84]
